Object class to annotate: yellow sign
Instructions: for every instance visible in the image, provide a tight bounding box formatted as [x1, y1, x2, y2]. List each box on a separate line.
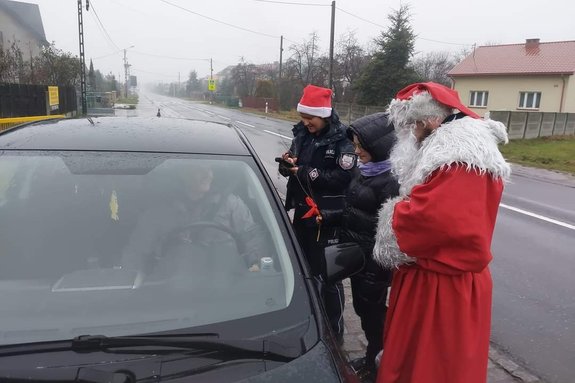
[48, 86, 59, 107]
[208, 79, 216, 91]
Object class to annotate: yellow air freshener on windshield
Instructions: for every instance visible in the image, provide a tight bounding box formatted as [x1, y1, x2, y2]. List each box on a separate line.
[110, 190, 119, 221]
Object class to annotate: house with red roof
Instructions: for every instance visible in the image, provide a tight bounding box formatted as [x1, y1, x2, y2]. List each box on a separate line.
[448, 39, 575, 116]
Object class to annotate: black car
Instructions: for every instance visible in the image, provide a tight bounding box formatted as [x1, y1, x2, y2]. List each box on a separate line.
[0, 117, 363, 382]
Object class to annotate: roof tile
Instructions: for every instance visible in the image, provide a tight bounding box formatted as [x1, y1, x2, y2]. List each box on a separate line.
[449, 40, 575, 76]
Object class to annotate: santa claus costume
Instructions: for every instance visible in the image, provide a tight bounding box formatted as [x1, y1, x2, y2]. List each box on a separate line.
[373, 82, 511, 383]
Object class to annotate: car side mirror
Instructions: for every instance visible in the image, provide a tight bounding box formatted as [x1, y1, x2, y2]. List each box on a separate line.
[322, 242, 365, 284]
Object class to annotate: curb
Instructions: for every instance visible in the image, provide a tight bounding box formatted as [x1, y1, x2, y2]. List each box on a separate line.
[489, 344, 543, 383]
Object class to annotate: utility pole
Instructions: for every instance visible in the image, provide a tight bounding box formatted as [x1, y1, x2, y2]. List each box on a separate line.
[278, 35, 283, 110]
[279, 36, 284, 81]
[77, 0, 88, 115]
[210, 58, 214, 103]
[123, 49, 129, 98]
[328, 0, 336, 91]
[210, 58, 213, 80]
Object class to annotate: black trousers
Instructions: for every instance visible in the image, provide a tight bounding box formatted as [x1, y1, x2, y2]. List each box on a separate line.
[350, 272, 389, 368]
[293, 221, 345, 338]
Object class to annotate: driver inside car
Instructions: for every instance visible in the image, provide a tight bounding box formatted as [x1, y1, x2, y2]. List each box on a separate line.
[120, 164, 268, 274]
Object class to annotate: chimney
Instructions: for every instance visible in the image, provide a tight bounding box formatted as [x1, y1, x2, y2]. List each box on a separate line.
[526, 38, 540, 49]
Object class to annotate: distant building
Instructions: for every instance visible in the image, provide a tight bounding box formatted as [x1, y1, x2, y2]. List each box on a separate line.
[449, 39, 575, 115]
[0, 0, 48, 59]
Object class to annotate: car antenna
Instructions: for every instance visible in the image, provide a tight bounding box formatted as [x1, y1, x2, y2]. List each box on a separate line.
[157, 108, 161, 117]
[87, 117, 94, 125]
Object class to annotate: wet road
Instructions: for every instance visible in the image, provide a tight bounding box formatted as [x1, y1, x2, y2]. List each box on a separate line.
[135, 93, 575, 383]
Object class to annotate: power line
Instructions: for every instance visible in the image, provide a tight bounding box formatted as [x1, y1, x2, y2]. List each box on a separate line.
[254, 0, 330, 6]
[132, 50, 211, 62]
[417, 36, 472, 47]
[337, 6, 384, 29]
[92, 49, 123, 60]
[158, 0, 279, 39]
[88, 0, 120, 50]
[131, 68, 180, 78]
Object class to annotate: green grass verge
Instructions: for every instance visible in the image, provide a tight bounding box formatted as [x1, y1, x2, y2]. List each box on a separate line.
[499, 135, 575, 175]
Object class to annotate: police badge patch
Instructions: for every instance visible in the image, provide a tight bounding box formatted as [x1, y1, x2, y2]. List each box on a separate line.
[338, 154, 356, 170]
[308, 168, 320, 181]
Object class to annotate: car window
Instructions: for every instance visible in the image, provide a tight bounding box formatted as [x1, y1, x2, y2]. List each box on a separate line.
[0, 151, 300, 345]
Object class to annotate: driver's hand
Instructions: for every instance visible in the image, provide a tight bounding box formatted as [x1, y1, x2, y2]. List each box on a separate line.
[249, 264, 260, 272]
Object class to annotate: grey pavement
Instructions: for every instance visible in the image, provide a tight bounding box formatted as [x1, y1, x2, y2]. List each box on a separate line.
[339, 279, 543, 383]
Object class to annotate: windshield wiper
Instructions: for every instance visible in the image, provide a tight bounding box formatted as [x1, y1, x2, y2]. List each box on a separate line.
[0, 332, 217, 358]
[71, 334, 300, 362]
[0, 334, 300, 363]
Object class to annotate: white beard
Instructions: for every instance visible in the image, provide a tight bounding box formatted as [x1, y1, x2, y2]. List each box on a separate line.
[389, 127, 421, 196]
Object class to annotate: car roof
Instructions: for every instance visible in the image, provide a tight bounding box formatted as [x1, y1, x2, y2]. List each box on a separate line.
[0, 117, 250, 155]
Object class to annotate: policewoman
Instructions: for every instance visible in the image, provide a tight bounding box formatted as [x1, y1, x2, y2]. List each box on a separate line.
[278, 84, 357, 343]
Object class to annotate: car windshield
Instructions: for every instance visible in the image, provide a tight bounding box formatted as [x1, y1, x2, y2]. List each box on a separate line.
[0, 150, 302, 346]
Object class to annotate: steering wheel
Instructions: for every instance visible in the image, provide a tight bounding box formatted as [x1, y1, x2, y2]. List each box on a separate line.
[160, 221, 243, 255]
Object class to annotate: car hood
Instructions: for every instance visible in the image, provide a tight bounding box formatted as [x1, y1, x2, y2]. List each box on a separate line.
[0, 341, 354, 383]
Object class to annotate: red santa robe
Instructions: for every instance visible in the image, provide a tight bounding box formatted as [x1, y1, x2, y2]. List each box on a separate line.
[373, 116, 511, 383]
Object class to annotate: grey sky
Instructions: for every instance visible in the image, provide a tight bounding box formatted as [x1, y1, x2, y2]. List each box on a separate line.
[28, 0, 574, 83]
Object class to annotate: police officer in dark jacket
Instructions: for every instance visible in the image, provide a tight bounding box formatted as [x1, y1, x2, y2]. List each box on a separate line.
[321, 112, 399, 379]
[278, 85, 357, 343]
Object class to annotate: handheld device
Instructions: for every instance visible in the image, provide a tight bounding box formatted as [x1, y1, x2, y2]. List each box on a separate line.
[274, 157, 295, 168]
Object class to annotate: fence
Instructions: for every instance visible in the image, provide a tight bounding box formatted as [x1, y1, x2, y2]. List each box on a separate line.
[490, 111, 575, 140]
[241, 96, 279, 112]
[0, 115, 66, 132]
[0, 83, 77, 118]
[334, 102, 388, 125]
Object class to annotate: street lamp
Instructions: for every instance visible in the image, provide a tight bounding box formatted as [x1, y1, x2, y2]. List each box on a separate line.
[123, 45, 135, 99]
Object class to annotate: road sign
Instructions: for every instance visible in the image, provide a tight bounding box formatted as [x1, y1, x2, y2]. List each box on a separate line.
[208, 79, 216, 91]
[48, 86, 59, 111]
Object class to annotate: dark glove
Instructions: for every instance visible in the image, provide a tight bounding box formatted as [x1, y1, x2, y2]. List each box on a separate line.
[278, 162, 292, 177]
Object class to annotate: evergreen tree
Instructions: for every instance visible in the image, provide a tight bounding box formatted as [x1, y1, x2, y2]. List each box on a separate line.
[88, 59, 96, 91]
[186, 70, 201, 96]
[355, 4, 420, 106]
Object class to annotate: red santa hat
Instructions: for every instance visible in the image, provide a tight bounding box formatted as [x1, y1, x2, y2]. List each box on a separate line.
[395, 82, 480, 119]
[297, 85, 333, 118]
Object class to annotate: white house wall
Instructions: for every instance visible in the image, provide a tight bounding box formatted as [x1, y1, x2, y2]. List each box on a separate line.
[452, 75, 574, 115]
[0, 10, 43, 59]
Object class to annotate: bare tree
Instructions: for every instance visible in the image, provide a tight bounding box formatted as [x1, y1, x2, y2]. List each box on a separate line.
[0, 41, 26, 83]
[410, 51, 458, 87]
[334, 30, 367, 102]
[230, 58, 259, 97]
[285, 32, 325, 86]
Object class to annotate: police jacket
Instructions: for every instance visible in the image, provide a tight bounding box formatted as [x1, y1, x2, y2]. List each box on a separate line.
[322, 113, 400, 286]
[282, 111, 357, 228]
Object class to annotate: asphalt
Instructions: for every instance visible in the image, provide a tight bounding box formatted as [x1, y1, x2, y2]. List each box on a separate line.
[340, 279, 543, 383]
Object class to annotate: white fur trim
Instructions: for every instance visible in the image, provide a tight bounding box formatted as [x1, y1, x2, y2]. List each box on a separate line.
[297, 104, 332, 118]
[373, 196, 416, 268]
[393, 116, 511, 195]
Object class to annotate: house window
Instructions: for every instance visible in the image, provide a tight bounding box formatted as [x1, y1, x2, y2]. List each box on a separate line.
[469, 91, 488, 107]
[519, 92, 541, 109]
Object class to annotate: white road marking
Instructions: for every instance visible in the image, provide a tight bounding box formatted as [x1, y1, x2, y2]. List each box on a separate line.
[217, 115, 231, 120]
[500, 203, 575, 231]
[236, 121, 255, 128]
[264, 129, 292, 140]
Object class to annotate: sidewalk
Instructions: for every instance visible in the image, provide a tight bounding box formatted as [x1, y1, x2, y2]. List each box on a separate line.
[340, 279, 542, 383]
